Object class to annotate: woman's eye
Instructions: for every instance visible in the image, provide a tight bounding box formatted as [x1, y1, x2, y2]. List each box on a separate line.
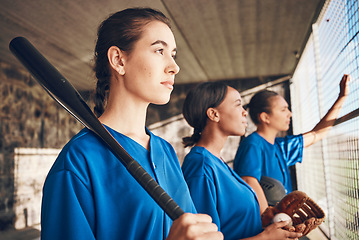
[156, 49, 164, 55]
[172, 54, 177, 60]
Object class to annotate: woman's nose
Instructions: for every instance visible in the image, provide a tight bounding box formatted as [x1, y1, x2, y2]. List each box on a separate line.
[166, 57, 180, 75]
[243, 108, 248, 116]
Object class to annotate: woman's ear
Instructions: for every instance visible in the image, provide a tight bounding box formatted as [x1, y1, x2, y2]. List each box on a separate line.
[108, 46, 125, 75]
[259, 112, 270, 124]
[207, 108, 220, 122]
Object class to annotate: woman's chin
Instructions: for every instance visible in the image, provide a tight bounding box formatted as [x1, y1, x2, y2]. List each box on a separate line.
[282, 125, 290, 132]
[233, 129, 246, 137]
[151, 96, 171, 105]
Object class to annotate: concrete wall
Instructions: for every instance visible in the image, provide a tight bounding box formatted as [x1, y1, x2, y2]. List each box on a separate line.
[0, 61, 83, 229]
[13, 148, 59, 229]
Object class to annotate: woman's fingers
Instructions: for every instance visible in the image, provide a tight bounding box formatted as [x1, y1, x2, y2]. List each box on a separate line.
[265, 221, 303, 239]
[339, 74, 350, 97]
[166, 213, 223, 240]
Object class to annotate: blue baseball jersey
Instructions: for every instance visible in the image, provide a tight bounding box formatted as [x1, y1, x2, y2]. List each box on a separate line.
[41, 126, 196, 240]
[182, 146, 262, 240]
[233, 132, 303, 193]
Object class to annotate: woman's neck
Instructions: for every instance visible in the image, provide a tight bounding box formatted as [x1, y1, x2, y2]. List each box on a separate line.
[256, 125, 277, 144]
[196, 127, 227, 159]
[99, 90, 150, 149]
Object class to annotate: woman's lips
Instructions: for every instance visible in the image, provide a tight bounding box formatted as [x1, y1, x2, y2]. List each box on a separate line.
[161, 80, 174, 90]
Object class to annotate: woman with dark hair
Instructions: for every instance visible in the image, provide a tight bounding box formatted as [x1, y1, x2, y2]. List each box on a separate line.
[41, 8, 222, 240]
[181, 82, 303, 240]
[233, 74, 350, 213]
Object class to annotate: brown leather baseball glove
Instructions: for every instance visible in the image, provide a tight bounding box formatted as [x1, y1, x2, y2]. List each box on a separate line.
[261, 190, 325, 236]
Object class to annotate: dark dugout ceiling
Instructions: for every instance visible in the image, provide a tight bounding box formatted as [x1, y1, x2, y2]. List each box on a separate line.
[0, 0, 324, 91]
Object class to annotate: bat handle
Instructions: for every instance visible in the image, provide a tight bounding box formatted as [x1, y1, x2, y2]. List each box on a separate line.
[127, 161, 185, 220]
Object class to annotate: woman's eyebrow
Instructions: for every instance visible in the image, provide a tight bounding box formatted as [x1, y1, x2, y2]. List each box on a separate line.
[151, 40, 167, 47]
[151, 40, 177, 52]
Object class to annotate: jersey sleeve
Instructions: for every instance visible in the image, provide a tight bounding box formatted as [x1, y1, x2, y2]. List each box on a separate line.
[182, 151, 221, 230]
[41, 170, 96, 240]
[185, 174, 220, 229]
[276, 134, 304, 166]
[233, 142, 263, 181]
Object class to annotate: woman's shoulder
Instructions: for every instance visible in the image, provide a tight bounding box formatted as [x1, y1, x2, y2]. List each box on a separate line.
[240, 132, 264, 146]
[182, 147, 216, 179]
[49, 128, 107, 175]
[184, 147, 221, 169]
[63, 128, 105, 153]
[244, 131, 260, 140]
[275, 134, 303, 145]
[184, 146, 204, 161]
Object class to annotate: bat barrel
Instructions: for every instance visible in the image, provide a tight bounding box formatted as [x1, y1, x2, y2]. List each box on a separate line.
[9, 37, 184, 220]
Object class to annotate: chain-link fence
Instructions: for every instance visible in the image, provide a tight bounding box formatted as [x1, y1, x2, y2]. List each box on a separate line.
[291, 0, 359, 239]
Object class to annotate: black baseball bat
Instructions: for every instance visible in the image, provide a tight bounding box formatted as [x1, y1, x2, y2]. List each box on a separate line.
[9, 36, 184, 221]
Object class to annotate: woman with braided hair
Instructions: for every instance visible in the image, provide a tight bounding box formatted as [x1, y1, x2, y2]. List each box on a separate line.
[181, 81, 303, 240]
[41, 7, 222, 240]
[233, 74, 350, 214]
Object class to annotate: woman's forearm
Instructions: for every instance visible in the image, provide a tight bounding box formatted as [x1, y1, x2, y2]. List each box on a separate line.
[242, 176, 268, 214]
[303, 74, 350, 147]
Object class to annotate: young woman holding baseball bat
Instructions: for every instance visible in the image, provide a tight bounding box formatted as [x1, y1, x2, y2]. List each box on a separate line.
[233, 74, 350, 214]
[41, 8, 222, 240]
[181, 82, 303, 239]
